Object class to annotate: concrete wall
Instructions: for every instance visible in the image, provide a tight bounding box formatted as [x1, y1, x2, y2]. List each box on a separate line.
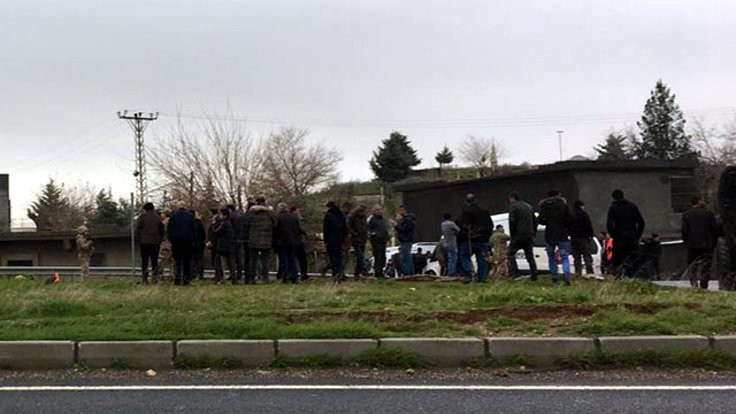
[575, 170, 686, 238]
[399, 170, 577, 242]
[0, 175, 9, 233]
[0, 236, 134, 266]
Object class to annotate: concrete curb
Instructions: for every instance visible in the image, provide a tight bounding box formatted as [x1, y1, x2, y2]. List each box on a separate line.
[277, 339, 377, 359]
[598, 335, 709, 354]
[0, 341, 75, 369]
[177, 340, 275, 367]
[487, 337, 596, 365]
[0, 336, 731, 369]
[78, 341, 174, 369]
[379, 338, 486, 366]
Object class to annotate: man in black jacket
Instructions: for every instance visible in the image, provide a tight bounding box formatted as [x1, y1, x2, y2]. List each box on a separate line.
[508, 191, 538, 280]
[226, 204, 244, 283]
[168, 204, 197, 286]
[135, 202, 164, 285]
[348, 205, 368, 278]
[291, 206, 310, 281]
[212, 208, 237, 284]
[323, 201, 348, 282]
[682, 196, 718, 288]
[460, 194, 493, 283]
[570, 200, 595, 276]
[606, 189, 646, 270]
[276, 203, 303, 284]
[538, 190, 574, 285]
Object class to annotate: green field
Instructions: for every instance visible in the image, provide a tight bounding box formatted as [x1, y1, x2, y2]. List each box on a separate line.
[0, 277, 734, 340]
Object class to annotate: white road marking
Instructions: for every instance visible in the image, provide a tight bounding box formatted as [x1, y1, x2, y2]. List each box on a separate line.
[0, 385, 735, 392]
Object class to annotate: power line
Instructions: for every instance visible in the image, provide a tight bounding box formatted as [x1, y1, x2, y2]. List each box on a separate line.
[158, 106, 736, 129]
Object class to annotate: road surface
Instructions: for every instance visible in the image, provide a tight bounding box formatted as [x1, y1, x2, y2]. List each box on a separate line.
[0, 369, 734, 413]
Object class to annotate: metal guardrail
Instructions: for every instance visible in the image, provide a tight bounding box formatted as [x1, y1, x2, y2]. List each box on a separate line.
[0, 267, 330, 279]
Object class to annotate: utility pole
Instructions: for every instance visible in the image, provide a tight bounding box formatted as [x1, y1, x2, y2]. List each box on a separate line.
[118, 110, 158, 206]
[556, 130, 565, 161]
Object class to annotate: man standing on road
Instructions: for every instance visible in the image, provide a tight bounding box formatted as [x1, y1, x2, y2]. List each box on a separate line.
[323, 201, 348, 282]
[538, 190, 574, 285]
[275, 202, 303, 284]
[570, 200, 595, 277]
[508, 191, 538, 281]
[460, 194, 493, 283]
[212, 208, 237, 284]
[76, 225, 93, 281]
[348, 205, 369, 279]
[393, 205, 417, 276]
[682, 196, 718, 289]
[368, 204, 390, 279]
[168, 203, 197, 286]
[291, 206, 310, 281]
[606, 189, 646, 271]
[136, 202, 164, 285]
[226, 204, 245, 284]
[440, 213, 460, 277]
[490, 224, 510, 278]
[245, 197, 276, 284]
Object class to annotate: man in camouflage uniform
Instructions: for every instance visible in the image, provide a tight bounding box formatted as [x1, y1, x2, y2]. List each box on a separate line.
[490, 225, 510, 279]
[76, 225, 94, 280]
[156, 209, 173, 281]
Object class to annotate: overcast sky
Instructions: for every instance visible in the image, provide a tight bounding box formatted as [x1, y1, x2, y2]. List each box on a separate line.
[2, 0, 736, 220]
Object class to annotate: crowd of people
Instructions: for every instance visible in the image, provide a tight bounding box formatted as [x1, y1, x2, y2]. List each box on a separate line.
[104, 186, 718, 288]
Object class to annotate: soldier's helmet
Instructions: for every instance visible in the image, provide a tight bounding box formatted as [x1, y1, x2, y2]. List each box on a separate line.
[77, 225, 89, 234]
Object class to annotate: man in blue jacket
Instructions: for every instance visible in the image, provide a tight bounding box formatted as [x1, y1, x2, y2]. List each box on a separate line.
[167, 203, 197, 286]
[393, 205, 416, 276]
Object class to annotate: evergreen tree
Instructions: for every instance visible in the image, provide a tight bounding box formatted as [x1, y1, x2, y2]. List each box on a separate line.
[89, 189, 129, 232]
[634, 80, 696, 160]
[595, 133, 631, 161]
[434, 145, 454, 176]
[27, 179, 69, 231]
[369, 132, 421, 182]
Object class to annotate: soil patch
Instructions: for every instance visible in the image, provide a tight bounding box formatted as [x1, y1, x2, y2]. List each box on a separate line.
[280, 303, 700, 324]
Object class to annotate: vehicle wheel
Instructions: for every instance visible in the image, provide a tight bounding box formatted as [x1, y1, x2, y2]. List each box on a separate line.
[713, 237, 736, 291]
[425, 269, 436, 276]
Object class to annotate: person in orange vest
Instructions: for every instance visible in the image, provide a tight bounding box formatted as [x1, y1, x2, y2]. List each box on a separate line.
[597, 231, 613, 274]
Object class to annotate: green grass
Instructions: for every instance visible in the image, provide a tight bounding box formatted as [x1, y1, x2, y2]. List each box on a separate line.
[1, 277, 736, 340]
[556, 349, 736, 370]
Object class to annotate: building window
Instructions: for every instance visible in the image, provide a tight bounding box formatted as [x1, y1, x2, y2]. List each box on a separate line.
[671, 175, 695, 213]
[7, 259, 33, 266]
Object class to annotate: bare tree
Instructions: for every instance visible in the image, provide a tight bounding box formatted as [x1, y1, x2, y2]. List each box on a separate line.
[691, 117, 736, 183]
[149, 113, 262, 211]
[458, 135, 507, 177]
[257, 127, 342, 201]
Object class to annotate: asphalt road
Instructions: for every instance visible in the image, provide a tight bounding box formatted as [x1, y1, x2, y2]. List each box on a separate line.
[1, 369, 735, 413]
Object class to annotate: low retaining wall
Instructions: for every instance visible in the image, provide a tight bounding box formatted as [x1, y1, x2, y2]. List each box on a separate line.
[0, 336, 732, 369]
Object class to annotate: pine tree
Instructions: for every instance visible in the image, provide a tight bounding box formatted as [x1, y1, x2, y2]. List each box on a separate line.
[369, 132, 421, 182]
[89, 189, 127, 232]
[634, 80, 696, 160]
[434, 145, 454, 176]
[27, 179, 69, 231]
[595, 133, 631, 161]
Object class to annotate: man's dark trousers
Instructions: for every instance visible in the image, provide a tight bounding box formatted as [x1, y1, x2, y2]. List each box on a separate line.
[371, 238, 387, 278]
[171, 242, 193, 285]
[140, 243, 160, 280]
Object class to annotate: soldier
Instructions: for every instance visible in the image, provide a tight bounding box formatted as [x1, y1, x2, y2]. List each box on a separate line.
[76, 225, 94, 280]
[490, 225, 510, 278]
[156, 209, 173, 281]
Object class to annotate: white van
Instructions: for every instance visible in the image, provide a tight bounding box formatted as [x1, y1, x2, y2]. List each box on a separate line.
[423, 213, 602, 276]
